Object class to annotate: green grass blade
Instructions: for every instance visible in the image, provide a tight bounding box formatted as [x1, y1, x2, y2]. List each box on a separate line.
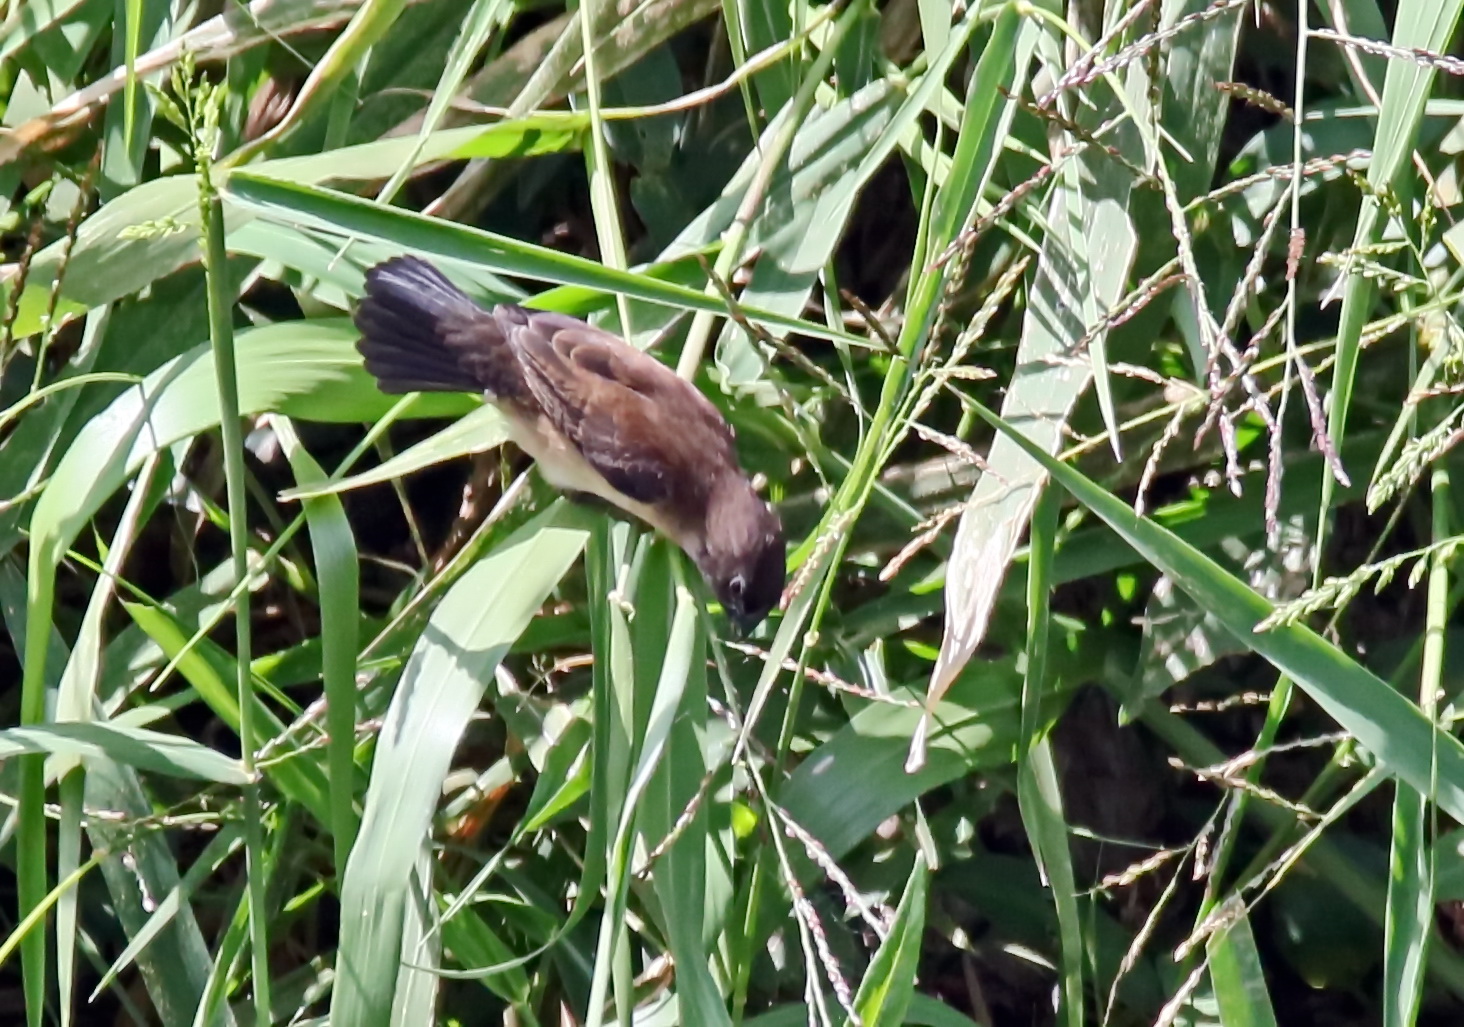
[89, 825, 242, 1001]
[225, 0, 408, 163]
[1320, 0, 1464, 541]
[223, 171, 867, 347]
[1208, 899, 1279, 1027]
[1383, 465, 1450, 1026]
[1017, 485, 1082, 1026]
[119, 601, 334, 820]
[843, 853, 928, 1027]
[968, 398, 1464, 824]
[904, 3, 1039, 757]
[375, 0, 513, 205]
[279, 403, 507, 501]
[331, 502, 590, 1026]
[640, 563, 724, 1024]
[274, 416, 363, 876]
[0, 724, 249, 783]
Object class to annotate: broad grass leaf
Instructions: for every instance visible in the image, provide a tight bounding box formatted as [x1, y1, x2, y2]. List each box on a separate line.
[923, 6, 1127, 764]
[780, 665, 1028, 861]
[274, 416, 363, 876]
[638, 577, 727, 1027]
[247, 116, 584, 188]
[30, 318, 470, 571]
[224, 172, 866, 347]
[89, 825, 242, 1005]
[331, 502, 588, 1026]
[119, 601, 333, 821]
[1, 176, 211, 339]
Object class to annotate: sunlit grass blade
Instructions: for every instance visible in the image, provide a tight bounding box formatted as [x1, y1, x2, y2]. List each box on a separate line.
[119, 602, 333, 820]
[280, 403, 507, 501]
[843, 853, 928, 1027]
[331, 502, 590, 1026]
[1383, 466, 1449, 1026]
[1207, 898, 1279, 1027]
[1320, 0, 1464, 538]
[226, 0, 409, 163]
[1017, 485, 1082, 1027]
[589, 566, 701, 1027]
[223, 171, 867, 346]
[0, 723, 249, 783]
[923, 3, 1136, 764]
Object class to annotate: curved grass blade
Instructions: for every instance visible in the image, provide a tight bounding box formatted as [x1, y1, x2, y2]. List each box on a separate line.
[1208, 898, 1279, 1027]
[779, 665, 1030, 862]
[0, 723, 247, 783]
[279, 403, 507, 502]
[1321, 0, 1464, 540]
[968, 398, 1464, 823]
[920, 4, 1139, 768]
[119, 601, 332, 819]
[587, 571, 701, 1027]
[223, 172, 867, 347]
[30, 318, 467, 575]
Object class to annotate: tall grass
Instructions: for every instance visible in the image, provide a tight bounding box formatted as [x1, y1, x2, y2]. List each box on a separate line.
[1, 1, 1463, 1024]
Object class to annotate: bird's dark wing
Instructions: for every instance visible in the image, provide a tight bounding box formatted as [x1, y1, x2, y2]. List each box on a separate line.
[355, 257, 529, 401]
[506, 311, 738, 508]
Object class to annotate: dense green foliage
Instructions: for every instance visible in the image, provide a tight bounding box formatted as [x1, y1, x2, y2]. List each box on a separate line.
[3, 0, 1464, 1024]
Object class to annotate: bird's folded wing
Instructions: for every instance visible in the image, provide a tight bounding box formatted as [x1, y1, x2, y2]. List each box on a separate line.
[510, 321, 734, 508]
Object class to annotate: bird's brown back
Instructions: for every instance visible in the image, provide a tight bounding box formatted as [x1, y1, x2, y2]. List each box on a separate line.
[502, 308, 742, 521]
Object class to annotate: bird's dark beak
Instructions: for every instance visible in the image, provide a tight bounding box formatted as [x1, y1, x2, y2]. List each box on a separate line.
[727, 611, 762, 640]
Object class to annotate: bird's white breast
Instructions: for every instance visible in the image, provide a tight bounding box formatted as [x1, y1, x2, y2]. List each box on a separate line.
[499, 406, 676, 540]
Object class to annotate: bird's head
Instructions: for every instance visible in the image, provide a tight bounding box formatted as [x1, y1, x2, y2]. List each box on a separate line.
[698, 479, 786, 636]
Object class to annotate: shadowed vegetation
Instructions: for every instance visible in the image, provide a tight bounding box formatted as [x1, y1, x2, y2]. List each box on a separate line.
[2, 1, 1464, 1025]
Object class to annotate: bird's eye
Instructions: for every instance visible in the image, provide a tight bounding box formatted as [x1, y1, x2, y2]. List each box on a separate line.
[728, 575, 747, 601]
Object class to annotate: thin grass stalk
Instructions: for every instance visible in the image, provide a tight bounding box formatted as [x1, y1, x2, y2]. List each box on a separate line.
[720, 8, 879, 1016]
[1184, 0, 1313, 957]
[676, 0, 866, 378]
[13, 160, 101, 1027]
[0, 853, 108, 973]
[1142, 705, 1464, 996]
[1017, 485, 1084, 1025]
[1384, 463, 1450, 1021]
[198, 128, 272, 1023]
[718, 0, 765, 146]
[17, 564, 50, 1027]
[728, 10, 981, 1001]
[577, 0, 634, 338]
[146, 395, 417, 707]
[31, 155, 96, 393]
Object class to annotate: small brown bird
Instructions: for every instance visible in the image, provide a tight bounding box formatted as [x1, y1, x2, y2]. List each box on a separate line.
[354, 256, 786, 633]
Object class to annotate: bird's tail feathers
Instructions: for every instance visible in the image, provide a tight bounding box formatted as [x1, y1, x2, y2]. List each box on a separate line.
[354, 256, 490, 394]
